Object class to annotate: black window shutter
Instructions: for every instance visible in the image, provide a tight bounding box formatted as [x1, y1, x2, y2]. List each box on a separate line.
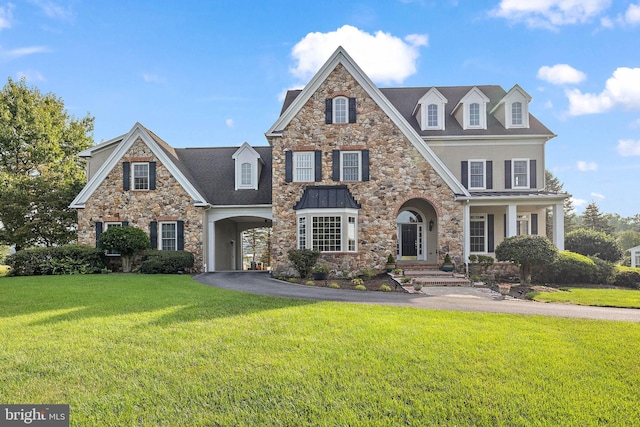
[95, 222, 103, 248]
[332, 150, 340, 181]
[122, 221, 129, 226]
[177, 220, 184, 250]
[325, 99, 333, 124]
[488, 214, 495, 252]
[529, 159, 537, 189]
[150, 221, 158, 250]
[503, 214, 507, 238]
[348, 98, 356, 123]
[461, 161, 468, 189]
[285, 151, 293, 182]
[149, 162, 156, 190]
[361, 149, 370, 181]
[504, 160, 512, 189]
[486, 161, 493, 190]
[122, 162, 130, 191]
[531, 213, 538, 235]
[314, 150, 322, 182]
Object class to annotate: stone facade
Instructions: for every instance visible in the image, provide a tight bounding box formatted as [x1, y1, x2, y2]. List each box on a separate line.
[268, 64, 464, 275]
[77, 137, 204, 271]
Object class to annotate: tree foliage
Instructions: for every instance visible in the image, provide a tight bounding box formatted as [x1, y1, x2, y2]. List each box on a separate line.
[98, 226, 149, 272]
[495, 235, 558, 285]
[287, 248, 320, 279]
[544, 170, 576, 236]
[0, 78, 93, 250]
[565, 228, 623, 263]
[579, 202, 614, 234]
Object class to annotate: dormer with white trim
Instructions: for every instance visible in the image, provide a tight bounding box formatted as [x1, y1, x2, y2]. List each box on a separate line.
[490, 84, 532, 129]
[232, 142, 263, 190]
[413, 88, 448, 131]
[451, 87, 490, 130]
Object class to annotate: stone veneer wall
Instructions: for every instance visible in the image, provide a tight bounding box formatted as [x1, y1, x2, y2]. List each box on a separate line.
[77, 138, 204, 271]
[268, 64, 464, 276]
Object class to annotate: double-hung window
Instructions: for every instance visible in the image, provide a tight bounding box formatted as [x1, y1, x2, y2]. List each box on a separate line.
[512, 102, 523, 126]
[341, 151, 361, 181]
[517, 214, 530, 236]
[160, 222, 177, 251]
[333, 97, 348, 124]
[297, 210, 358, 253]
[427, 104, 438, 127]
[133, 163, 149, 190]
[293, 152, 314, 182]
[469, 103, 480, 127]
[469, 160, 485, 189]
[513, 159, 529, 188]
[240, 162, 252, 187]
[470, 214, 486, 253]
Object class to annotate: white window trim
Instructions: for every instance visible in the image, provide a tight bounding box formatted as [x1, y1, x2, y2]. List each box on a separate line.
[468, 159, 486, 190]
[333, 96, 348, 124]
[426, 103, 439, 128]
[512, 158, 530, 189]
[516, 213, 531, 236]
[469, 213, 487, 253]
[238, 162, 254, 189]
[510, 102, 524, 127]
[293, 151, 315, 182]
[296, 208, 359, 253]
[159, 221, 177, 251]
[340, 151, 362, 181]
[132, 162, 149, 191]
[104, 222, 123, 256]
[468, 102, 480, 128]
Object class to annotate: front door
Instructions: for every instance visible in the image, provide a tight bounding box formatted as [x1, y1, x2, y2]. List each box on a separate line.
[401, 224, 417, 257]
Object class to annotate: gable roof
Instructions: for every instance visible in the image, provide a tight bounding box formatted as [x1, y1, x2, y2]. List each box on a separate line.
[266, 46, 469, 196]
[70, 123, 209, 208]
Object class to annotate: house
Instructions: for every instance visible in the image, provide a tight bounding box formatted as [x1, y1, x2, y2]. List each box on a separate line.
[630, 245, 640, 268]
[71, 47, 567, 274]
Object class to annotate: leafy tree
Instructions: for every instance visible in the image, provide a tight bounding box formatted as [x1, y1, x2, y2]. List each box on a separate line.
[579, 202, 614, 234]
[98, 226, 150, 272]
[495, 235, 558, 285]
[0, 77, 93, 250]
[565, 228, 623, 263]
[544, 170, 577, 236]
[287, 248, 320, 279]
[617, 230, 640, 251]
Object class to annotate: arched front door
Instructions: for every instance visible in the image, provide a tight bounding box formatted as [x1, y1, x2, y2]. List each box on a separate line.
[397, 210, 424, 261]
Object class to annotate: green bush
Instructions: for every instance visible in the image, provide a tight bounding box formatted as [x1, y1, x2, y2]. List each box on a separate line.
[565, 228, 623, 263]
[495, 235, 558, 285]
[379, 284, 392, 292]
[98, 226, 150, 273]
[588, 256, 616, 285]
[539, 251, 597, 285]
[5, 245, 106, 276]
[287, 249, 320, 279]
[138, 250, 194, 274]
[614, 266, 640, 289]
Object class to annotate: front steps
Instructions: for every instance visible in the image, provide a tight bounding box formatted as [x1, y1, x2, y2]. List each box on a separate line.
[393, 261, 471, 288]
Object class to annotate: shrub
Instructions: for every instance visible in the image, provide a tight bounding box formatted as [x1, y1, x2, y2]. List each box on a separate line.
[328, 282, 340, 289]
[386, 254, 395, 264]
[354, 284, 366, 291]
[287, 249, 320, 279]
[495, 235, 558, 285]
[565, 228, 623, 263]
[305, 280, 315, 286]
[351, 278, 364, 286]
[5, 245, 106, 276]
[312, 263, 329, 273]
[588, 256, 616, 285]
[379, 284, 392, 292]
[138, 250, 194, 274]
[98, 226, 150, 272]
[539, 251, 597, 285]
[614, 266, 640, 289]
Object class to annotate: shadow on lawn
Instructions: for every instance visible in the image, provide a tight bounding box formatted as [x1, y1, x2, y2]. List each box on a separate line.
[0, 274, 317, 326]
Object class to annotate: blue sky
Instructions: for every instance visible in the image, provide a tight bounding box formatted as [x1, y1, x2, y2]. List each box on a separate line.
[1, 0, 639, 217]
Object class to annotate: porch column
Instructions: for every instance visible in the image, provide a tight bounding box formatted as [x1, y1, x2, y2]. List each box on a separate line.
[506, 204, 517, 237]
[207, 220, 215, 271]
[552, 202, 565, 251]
[463, 202, 470, 263]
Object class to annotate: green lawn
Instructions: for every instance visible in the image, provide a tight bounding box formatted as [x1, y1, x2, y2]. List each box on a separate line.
[528, 287, 640, 308]
[1, 275, 639, 426]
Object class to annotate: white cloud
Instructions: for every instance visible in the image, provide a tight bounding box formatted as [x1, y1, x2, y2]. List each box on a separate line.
[537, 64, 586, 85]
[490, 0, 612, 29]
[0, 45, 49, 62]
[630, 118, 640, 128]
[577, 160, 598, 171]
[566, 67, 640, 115]
[591, 192, 605, 200]
[225, 118, 234, 128]
[625, 2, 640, 25]
[28, 0, 74, 21]
[0, 3, 14, 30]
[142, 73, 166, 84]
[16, 69, 45, 82]
[571, 197, 587, 209]
[289, 25, 428, 85]
[616, 139, 640, 156]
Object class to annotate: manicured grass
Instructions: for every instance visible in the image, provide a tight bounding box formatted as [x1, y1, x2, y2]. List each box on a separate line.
[1, 275, 639, 426]
[528, 287, 640, 308]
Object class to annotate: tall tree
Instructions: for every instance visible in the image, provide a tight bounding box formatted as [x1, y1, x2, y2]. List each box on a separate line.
[0, 78, 93, 250]
[580, 202, 614, 234]
[544, 170, 576, 237]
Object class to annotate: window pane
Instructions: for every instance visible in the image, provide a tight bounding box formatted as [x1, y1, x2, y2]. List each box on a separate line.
[241, 162, 252, 186]
[312, 216, 341, 252]
[427, 104, 438, 127]
[161, 223, 176, 251]
[342, 152, 360, 181]
[470, 103, 480, 126]
[469, 161, 484, 188]
[348, 216, 356, 252]
[470, 215, 485, 252]
[512, 102, 522, 125]
[294, 152, 313, 182]
[298, 217, 306, 249]
[133, 163, 149, 190]
[513, 160, 528, 187]
[517, 214, 529, 236]
[334, 98, 347, 123]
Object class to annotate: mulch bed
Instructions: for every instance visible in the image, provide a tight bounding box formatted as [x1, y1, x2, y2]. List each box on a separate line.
[282, 274, 402, 292]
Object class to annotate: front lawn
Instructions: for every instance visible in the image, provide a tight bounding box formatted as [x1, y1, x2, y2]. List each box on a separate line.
[1, 275, 639, 426]
[528, 287, 640, 308]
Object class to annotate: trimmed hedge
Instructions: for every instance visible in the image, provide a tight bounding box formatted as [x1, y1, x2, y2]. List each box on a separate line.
[5, 245, 106, 276]
[614, 266, 640, 289]
[138, 250, 194, 274]
[539, 251, 597, 285]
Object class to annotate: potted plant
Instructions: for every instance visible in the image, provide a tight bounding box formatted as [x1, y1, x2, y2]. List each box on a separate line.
[385, 254, 396, 272]
[312, 263, 329, 280]
[441, 253, 454, 272]
[497, 283, 511, 296]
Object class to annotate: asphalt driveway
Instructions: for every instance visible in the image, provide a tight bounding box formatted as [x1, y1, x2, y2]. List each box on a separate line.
[194, 271, 640, 322]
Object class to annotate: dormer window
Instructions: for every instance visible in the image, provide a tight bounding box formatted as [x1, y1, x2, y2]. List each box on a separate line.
[512, 102, 522, 126]
[241, 162, 252, 186]
[452, 87, 489, 130]
[469, 103, 480, 127]
[232, 142, 263, 190]
[414, 88, 447, 131]
[491, 84, 531, 129]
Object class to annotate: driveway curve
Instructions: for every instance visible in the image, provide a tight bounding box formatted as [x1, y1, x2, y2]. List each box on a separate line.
[194, 271, 640, 323]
